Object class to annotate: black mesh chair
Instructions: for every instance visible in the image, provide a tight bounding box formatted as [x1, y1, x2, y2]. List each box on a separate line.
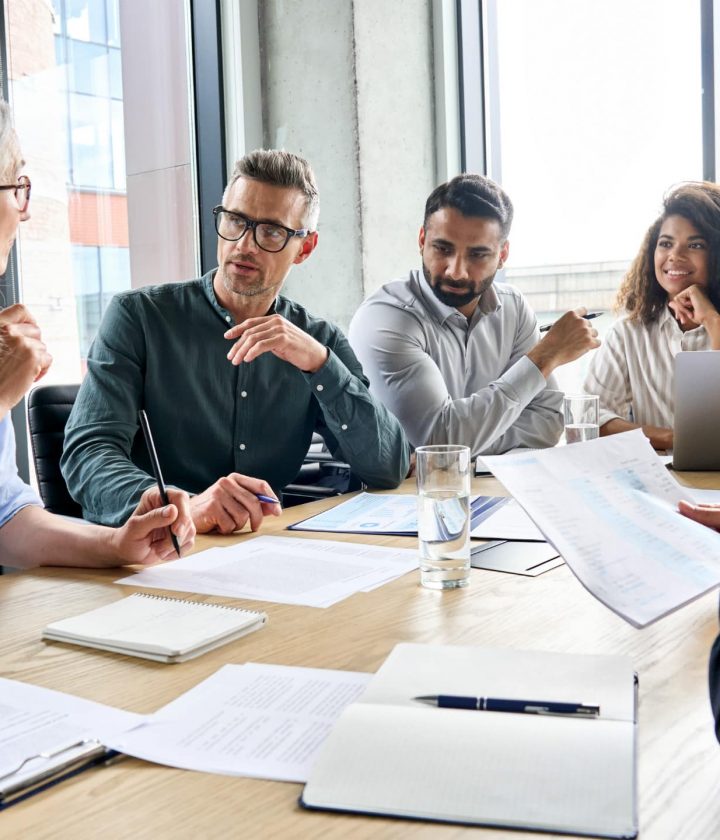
[27, 383, 82, 517]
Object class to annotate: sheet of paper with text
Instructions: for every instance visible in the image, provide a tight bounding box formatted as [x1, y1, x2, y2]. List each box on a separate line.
[482, 430, 720, 627]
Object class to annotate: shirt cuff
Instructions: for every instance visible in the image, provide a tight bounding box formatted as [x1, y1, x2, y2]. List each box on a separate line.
[303, 349, 351, 400]
[499, 355, 548, 404]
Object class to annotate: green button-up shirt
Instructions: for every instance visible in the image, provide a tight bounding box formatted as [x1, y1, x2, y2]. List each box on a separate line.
[61, 271, 409, 525]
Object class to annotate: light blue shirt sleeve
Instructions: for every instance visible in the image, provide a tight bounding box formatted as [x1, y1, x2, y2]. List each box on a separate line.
[0, 414, 42, 528]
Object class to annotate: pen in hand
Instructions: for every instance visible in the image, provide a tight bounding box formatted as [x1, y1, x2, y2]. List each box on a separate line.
[414, 695, 600, 717]
[137, 410, 182, 558]
[256, 493, 280, 505]
[539, 311, 602, 333]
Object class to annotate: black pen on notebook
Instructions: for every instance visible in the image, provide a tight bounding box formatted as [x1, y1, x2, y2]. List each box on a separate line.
[414, 694, 600, 717]
[539, 311, 602, 333]
[137, 410, 181, 558]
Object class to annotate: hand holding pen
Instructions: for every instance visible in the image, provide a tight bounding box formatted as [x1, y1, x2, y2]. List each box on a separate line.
[187, 473, 282, 535]
[539, 311, 602, 333]
[527, 307, 602, 378]
[138, 410, 183, 557]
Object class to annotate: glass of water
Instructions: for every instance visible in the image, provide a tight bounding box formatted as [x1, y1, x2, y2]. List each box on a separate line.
[415, 444, 471, 589]
[563, 394, 599, 443]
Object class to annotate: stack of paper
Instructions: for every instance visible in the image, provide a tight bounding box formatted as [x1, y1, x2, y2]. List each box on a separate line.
[0, 664, 371, 793]
[117, 536, 418, 608]
[108, 664, 371, 782]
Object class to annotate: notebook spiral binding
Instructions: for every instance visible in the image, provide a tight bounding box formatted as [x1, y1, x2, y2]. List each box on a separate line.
[134, 593, 264, 617]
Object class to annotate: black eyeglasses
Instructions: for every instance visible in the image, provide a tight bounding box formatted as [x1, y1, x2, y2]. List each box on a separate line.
[212, 206, 308, 253]
[0, 175, 31, 212]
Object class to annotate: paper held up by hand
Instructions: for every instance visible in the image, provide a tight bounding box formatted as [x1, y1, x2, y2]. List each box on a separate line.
[481, 430, 720, 628]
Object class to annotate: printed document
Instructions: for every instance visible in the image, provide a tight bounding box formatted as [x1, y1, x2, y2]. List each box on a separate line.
[289, 493, 502, 535]
[108, 663, 371, 782]
[117, 535, 418, 607]
[470, 498, 545, 541]
[0, 679, 143, 790]
[482, 429, 720, 627]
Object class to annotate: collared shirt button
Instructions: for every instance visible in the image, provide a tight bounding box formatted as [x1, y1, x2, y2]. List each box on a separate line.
[225, 315, 232, 323]
[241, 391, 247, 398]
[316, 384, 324, 392]
[341, 424, 348, 430]
[239, 443, 246, 451]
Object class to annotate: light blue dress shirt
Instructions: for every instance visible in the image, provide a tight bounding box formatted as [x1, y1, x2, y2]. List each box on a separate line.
[349, 270, 564, 455]
[0, 414, 41, 529]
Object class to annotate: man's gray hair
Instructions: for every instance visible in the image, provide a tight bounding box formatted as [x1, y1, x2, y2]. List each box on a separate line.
[225, 149, 320, 230]
[0, 99, 21, 181]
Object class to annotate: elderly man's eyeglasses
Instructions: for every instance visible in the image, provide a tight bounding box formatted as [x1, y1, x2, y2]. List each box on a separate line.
[0, 175, 31, 213]
[213, 206, 308, 253]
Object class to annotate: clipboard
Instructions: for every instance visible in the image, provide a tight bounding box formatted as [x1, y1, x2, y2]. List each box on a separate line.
[0, 740, 116, 809]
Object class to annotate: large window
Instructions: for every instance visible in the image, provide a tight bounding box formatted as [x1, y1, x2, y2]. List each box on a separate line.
[5, 0, 129, 380]
[465, 0, 704, 388]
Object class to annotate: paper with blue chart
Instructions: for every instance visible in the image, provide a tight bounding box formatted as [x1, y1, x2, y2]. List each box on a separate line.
[482, 429, 720, 627]
[288, 492, 503, 536]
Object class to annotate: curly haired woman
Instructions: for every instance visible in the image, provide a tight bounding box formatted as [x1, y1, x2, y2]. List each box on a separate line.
[584, 182, 720, 449]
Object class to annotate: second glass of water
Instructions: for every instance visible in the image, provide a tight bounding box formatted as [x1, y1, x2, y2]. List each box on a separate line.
[415, 444, 471, 590]
[563, 394, 599, 443]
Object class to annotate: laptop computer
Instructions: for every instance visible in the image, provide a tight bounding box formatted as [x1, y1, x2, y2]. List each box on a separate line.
[672, 351, 720, 470]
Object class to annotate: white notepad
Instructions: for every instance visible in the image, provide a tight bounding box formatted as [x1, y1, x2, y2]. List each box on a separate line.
[302, 644, 637, 838]
[42, 594, 267, 663]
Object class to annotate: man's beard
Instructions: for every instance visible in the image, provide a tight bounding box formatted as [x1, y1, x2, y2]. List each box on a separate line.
[221, 261, 274, 298]
[422, 261, 496, 309]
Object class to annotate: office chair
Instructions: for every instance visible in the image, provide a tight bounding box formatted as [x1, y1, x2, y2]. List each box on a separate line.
[26, 383, 83, 517]
[25, 389, 356, 513]
[281, 433, 362, 507]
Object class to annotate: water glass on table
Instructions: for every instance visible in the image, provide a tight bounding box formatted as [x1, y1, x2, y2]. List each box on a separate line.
[415, 444, 471, 590]
[563, 394, 599, 443]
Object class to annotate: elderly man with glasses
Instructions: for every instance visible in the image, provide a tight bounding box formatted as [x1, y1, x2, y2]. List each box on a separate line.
[62, 150, 409, 534]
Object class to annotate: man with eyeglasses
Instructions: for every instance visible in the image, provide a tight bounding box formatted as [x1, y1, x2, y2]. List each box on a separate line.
[62, 150, 408, 533]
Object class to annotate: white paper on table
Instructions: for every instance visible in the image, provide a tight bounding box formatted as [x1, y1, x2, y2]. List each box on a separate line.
[116, 536, 418, 608]
[482, 429, 720, 627]
[0, 678, 145, 786]
[470, 499, 545, 541]
[107, 663, 371, 782]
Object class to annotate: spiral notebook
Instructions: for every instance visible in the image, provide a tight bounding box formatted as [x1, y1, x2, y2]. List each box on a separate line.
[42, 594, 267, 663]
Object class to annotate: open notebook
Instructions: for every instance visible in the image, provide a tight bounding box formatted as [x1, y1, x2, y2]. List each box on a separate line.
[42, 594, 267, 663]
[302, 644, 637, 838]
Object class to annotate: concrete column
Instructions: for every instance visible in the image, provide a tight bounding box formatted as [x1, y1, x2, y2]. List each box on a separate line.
[257, 0, 437, 330]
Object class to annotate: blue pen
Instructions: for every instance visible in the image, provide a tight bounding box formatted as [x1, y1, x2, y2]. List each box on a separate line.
[539, 311, 603, 333]
[414, 694, 599, 717]
[257, 493, 280, 505]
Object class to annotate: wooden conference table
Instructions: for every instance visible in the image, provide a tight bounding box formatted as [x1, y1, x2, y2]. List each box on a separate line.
[2, 472, 720, 840]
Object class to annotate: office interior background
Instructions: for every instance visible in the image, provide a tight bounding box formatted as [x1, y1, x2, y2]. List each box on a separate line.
[1, 0, 713, 481]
